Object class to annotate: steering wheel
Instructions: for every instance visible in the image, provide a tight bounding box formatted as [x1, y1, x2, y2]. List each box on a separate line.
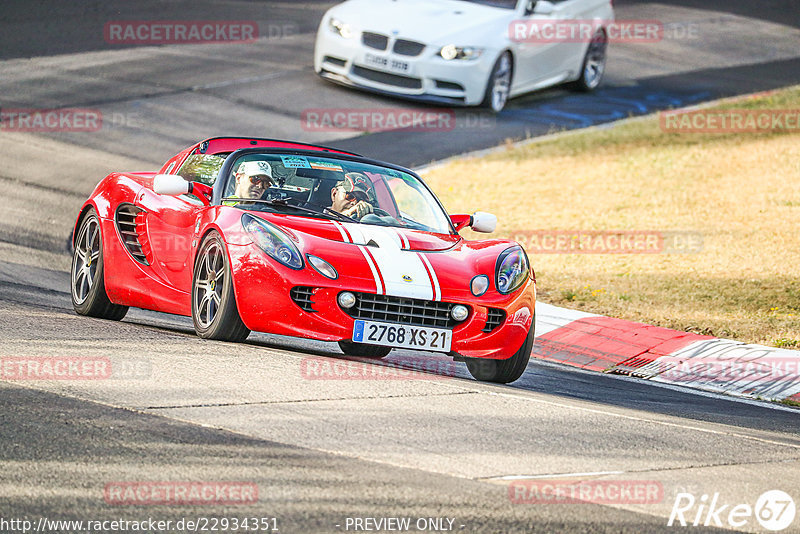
[371, 206, 393, 218]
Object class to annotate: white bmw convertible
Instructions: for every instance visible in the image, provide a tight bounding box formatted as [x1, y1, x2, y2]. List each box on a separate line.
[314, 0, 614, 112]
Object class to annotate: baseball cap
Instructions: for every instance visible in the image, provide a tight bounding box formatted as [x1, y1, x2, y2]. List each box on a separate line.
[337, 172, 370, 201]
[237, 161, 273, 179]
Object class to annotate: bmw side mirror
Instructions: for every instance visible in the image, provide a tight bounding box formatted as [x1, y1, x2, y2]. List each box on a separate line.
[532, 0, 555, 15]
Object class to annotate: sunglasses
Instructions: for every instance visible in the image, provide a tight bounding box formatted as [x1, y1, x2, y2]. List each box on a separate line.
[247, 175, 270, 186]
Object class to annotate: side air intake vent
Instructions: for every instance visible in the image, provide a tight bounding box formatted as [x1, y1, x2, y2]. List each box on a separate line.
[115, 204, 149, 265]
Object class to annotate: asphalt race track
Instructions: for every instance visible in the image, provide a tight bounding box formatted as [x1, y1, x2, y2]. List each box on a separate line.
[1, 1, 799, 532]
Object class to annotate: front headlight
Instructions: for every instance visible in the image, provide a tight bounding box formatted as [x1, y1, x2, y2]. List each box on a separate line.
[495, 246, 530, 294]
[439, 45, 484, 61]
[329, 17, 353, 39]
[242, 214, 303, 270]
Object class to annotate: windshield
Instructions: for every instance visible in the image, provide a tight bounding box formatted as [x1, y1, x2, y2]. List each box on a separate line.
[222, 153, 453, 234]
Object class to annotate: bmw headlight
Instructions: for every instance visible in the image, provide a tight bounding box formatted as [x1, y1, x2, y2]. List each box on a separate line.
[329, 17, 353, 39]
[242, 214, 303, 270]
[495, 246, 530, 294]
[439, 45, 483, 61]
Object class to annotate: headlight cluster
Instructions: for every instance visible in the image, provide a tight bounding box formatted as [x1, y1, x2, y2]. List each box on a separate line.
[495, 246, 530, 295]
[329, 17, 353, 39]
[242, 214, 303, 270]
[439, 45, 483, 61]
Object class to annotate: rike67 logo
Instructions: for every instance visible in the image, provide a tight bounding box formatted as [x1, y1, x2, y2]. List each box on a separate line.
[668, 490, 796, 531]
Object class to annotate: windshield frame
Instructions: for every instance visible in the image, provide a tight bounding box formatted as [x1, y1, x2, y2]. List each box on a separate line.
[213, 148, 458, 235]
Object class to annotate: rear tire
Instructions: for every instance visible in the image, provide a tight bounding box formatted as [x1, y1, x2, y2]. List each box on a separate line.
[71, 209, 128, 321]
[338, 340, 391, 359]
[465, 315, 535, 384]
[192, 231, 250, 342]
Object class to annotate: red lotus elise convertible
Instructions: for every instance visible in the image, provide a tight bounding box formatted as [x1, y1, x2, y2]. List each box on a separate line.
[71, 137, 535, 383]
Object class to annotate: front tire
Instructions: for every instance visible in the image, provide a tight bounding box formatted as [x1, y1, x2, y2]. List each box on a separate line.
[71, 209, 128, 320]
[192, 232, 250, 342]
[571, 29, 607, 92]
[338, 340, 391, 359]
[465, 316, 535, 384]
[481, 52, 513, 112]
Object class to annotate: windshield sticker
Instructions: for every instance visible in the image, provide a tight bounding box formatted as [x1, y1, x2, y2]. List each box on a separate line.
[309, 160, 343, 172]
[280, 155, 311, 168]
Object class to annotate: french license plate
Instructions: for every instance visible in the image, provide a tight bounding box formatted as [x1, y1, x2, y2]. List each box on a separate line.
[352, 320, 452, 353]
[363, 52, 410, 74]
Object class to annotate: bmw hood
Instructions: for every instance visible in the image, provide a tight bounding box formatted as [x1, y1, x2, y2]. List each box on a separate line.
[327, 0, 513, 45]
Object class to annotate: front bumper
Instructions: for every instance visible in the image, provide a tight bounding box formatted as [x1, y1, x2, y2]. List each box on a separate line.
[228, 242, 535, 360]
[314, 26, 497, 107]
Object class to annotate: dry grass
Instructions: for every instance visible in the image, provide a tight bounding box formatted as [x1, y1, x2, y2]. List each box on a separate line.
[423, 87, 800, 347]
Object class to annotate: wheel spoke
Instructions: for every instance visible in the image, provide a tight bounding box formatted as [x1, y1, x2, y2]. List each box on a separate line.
[206, 296, 214, 323]
[204, 251, 213, 278]
[215, 269, 224, 282]
[74, 270, 86, 299]
[85, 267, 94, 288]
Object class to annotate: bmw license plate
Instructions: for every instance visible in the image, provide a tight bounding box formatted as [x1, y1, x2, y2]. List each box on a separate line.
[363, 52, 410, 74]
[352, 320, 451, 352]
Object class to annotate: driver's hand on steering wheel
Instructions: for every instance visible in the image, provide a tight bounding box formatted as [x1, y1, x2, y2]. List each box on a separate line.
[343, 200, 373, 219]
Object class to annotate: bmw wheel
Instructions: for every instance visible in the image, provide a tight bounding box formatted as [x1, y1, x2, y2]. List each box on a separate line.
[71, 209, 128, 320]
[481, 51, 513, 112]
[192, 231, 250, 342]
[572, 29, 607, 92]
[464, 316, 535, 384]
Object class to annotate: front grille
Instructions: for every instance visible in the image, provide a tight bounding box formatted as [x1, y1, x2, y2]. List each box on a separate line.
[351, 65, 422, 89]
[362, 32, 388, 50]
[483, 308, 506, 332]
[435, 80, 465, 92]
[344, 292, 460, 328]
[323, 55, 347, 67]
[393, 39, 425, 56]
[291, 286, 316, 312]
[115, 204, 148, 265]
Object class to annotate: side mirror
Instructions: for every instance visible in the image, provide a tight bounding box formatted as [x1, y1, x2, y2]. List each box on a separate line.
[532, 0, 555, 15]
[471, 211, 497, 233]
[154, 174, 190, 195]
[153, 174, 212, 205]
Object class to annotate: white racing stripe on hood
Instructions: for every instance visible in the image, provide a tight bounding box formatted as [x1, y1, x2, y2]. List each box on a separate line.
[343, 223, 436, 300]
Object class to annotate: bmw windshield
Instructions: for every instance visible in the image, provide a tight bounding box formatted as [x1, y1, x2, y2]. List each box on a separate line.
[222, 153, 453, 234]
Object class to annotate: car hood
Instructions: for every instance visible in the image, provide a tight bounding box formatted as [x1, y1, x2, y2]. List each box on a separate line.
[328, 0, 513, 45]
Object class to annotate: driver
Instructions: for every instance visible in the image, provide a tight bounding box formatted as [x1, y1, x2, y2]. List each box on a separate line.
[329, 172, 374, 219]
[232, 161, 275, 199]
